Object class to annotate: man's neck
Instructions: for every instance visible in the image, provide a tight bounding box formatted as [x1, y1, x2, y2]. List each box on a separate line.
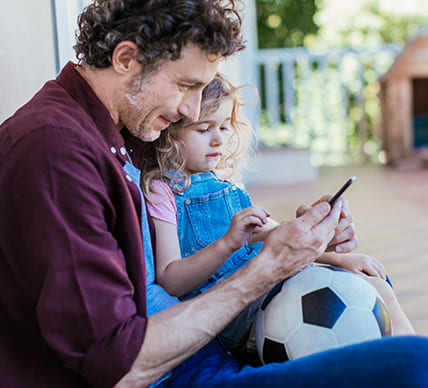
[75, 63, 120, 128]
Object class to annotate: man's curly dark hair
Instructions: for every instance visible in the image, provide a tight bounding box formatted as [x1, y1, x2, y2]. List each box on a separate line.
[74, 0, 245, 73]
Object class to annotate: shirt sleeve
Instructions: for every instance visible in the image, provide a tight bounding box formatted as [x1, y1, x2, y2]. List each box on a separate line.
[1, 126, 146, 387]
[146, 180, 177, 226]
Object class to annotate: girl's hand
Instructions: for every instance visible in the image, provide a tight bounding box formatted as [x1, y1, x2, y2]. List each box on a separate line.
[321, 252, 387, 280]
[223, 206, 270, 251]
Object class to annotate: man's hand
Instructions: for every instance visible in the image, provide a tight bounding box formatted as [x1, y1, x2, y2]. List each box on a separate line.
[296, 196, 358, 254]
[256, 201, 341, 283]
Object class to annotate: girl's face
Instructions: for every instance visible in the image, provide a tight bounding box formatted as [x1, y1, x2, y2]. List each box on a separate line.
[174, 97, 234, 174]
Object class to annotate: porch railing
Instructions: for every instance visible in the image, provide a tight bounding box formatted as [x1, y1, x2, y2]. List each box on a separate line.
[254, 45, 401, 165]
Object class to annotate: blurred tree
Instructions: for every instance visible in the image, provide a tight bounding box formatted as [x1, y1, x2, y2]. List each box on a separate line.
[256, 0, 320, 48]
[256, 0, 428, 49]
[308, 0, 428, 48]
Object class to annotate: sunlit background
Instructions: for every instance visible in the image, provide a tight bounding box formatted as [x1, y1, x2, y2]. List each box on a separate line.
[1, 0, 428, 334]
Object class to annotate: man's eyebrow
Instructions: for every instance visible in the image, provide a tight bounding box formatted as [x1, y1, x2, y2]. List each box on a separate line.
[179, 78, 208, 86]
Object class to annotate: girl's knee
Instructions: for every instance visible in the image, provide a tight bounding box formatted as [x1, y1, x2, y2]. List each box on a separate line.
[364, 276, 396, 304]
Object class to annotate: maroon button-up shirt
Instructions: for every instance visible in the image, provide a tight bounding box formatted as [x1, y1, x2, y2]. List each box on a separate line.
[0, 63, 148, 387]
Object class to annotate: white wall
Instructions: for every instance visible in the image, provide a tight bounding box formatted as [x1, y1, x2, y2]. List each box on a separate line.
[219, 0, 259, 128]
[0, 1, 56, 123]
[55, 0, 92, 69]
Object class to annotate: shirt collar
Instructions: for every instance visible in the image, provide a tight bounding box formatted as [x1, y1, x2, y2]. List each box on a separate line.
[122, 128, 156, 171]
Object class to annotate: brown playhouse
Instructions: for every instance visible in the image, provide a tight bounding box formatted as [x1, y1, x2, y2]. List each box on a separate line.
[380, 27, 428, 167]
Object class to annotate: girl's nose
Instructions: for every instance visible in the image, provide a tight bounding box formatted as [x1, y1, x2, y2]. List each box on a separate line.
[211, 129, 224, 146]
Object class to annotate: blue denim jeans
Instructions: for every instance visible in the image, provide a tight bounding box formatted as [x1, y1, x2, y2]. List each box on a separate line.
[161, 336, 428, 387]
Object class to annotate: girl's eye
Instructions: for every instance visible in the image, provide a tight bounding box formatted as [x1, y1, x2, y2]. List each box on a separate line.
[220, 126, 230, 132]
[197, 128, 209, 133]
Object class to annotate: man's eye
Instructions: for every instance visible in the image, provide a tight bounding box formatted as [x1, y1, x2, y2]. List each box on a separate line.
[197, 128, 209, 133]
[178, 84, 192, 92]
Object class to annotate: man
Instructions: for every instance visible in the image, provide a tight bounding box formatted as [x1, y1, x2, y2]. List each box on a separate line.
[1, 1, 427, 387]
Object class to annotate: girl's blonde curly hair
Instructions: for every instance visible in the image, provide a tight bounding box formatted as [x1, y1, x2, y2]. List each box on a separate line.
[141, 73, 255, 197]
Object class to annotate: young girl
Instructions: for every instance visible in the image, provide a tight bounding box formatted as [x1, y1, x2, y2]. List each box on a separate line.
[141, 73, 414, 355]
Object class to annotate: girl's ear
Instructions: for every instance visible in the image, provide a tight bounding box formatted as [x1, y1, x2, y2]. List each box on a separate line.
[111, 41, 140, 75]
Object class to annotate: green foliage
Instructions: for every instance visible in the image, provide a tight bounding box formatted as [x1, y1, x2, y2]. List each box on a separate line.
[312, 0, 428, 48]
[257, 0, 320, 48]
[256, 0, 428, 49]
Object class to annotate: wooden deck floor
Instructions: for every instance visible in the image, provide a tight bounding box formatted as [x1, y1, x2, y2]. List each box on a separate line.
[246, 164, 428, 336]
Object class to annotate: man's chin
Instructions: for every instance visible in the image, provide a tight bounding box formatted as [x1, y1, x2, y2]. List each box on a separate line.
[127, 126, 161, 143]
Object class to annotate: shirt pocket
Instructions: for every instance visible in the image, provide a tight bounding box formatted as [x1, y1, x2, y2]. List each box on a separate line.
[183, 186, 247, 248]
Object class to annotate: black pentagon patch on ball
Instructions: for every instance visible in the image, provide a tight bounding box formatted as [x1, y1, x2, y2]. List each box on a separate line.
[302, 287, 346, 328]
[263, 338, 289, 364]
[372, 297, 392, 336]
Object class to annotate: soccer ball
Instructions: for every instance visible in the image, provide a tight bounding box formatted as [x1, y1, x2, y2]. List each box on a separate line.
[255, 265, 392, 364]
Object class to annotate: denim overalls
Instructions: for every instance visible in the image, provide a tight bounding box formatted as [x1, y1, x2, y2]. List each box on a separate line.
[123, 160, 179, 317]
[123, 159, 179, 387]
[173, 171, 264, 350]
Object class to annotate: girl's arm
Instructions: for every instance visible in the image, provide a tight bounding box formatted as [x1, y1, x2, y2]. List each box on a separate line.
[154, 206, 270, 297]
[153, 218, 236, 297]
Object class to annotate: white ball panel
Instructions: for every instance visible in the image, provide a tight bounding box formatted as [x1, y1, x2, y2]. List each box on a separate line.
[330, 274, 378, 308]
[333, 307, 382, 346]
[263, 287, 302, 340]
[286, 324, 338, 359]
[284, 266, 334, 296]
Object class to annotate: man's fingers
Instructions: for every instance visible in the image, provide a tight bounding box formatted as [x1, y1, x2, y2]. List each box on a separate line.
[296, 203, 311, 218]
[296, 202, 333, 233]
[301, 202, 331, 224]
[334, 236, 359, 253]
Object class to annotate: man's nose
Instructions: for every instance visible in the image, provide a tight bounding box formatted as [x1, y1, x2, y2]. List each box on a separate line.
[178, 91, 202, 122]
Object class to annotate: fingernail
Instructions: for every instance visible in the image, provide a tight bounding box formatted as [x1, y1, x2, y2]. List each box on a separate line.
[320, 202, 330, 213]
[336, 245, 343, 253]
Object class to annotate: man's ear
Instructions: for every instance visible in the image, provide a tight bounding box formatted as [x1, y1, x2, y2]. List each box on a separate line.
[111, 41, 140, 75]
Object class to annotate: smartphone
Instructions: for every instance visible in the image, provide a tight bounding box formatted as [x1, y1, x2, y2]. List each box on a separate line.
[328, 176, 357, 206]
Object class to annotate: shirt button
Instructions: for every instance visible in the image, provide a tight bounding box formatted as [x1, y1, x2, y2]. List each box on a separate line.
[185, 199, 191, 204]
[120, 147, 127, 155]
[110, 146, 117, 154]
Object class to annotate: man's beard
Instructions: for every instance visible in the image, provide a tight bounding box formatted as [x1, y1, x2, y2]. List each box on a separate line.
[123, 72, 159, 142]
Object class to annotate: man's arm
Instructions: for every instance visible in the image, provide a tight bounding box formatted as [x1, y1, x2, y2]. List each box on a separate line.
[116, 201, 341, 387]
